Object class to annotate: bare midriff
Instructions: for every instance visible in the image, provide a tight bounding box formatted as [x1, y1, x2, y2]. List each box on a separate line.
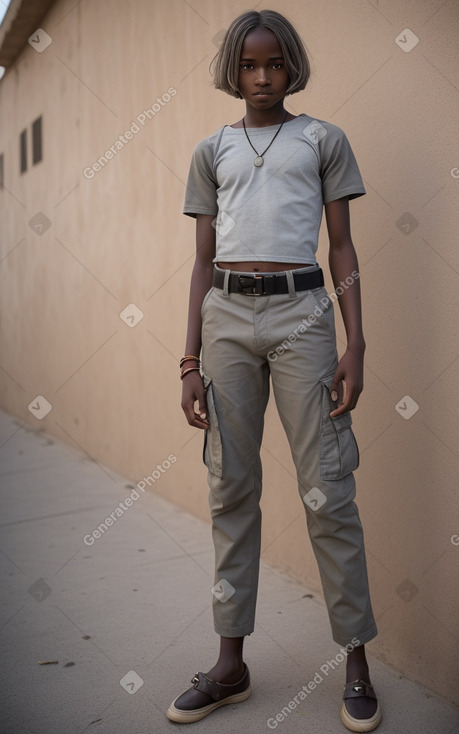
[217, 261, 312, 273]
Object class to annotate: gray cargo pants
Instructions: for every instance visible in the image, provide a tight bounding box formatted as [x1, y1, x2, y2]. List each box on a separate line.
[200, 264, 377, 647]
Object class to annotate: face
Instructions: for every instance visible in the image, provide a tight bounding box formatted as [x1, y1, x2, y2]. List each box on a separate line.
[237, 27, 290, 109]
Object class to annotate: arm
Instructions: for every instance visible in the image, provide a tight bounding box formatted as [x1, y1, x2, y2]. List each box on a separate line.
[324, 196, 366, 418]
[181, 214, 216, 429]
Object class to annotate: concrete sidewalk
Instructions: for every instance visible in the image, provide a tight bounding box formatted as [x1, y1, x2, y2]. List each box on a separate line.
[0, 409, 457, 734]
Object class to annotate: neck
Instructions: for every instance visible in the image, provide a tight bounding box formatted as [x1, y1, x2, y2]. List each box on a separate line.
[243, 101, 288, 127]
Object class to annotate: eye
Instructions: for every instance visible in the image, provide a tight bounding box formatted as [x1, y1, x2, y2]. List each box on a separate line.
[272, 63, 283, 70]
[239, 63, 254, 70]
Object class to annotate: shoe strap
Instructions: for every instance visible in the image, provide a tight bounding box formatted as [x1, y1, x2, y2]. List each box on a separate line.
[191, 665, 249, 702]
[343, 679, 377, 700]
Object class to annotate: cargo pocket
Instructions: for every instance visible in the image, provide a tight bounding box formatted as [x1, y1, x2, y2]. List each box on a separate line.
[319, 372, 359, 481]
[202, 374, 223, 478]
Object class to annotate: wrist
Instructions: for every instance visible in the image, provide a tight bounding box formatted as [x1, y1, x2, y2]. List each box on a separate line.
[180, 353, 202, 380]
[347, 339, 366, 356]
[180, 366, 201, 380]
[180, 354, 201, 368]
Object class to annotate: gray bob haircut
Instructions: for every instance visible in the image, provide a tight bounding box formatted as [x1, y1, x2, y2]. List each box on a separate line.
[210, 9, 311, 99]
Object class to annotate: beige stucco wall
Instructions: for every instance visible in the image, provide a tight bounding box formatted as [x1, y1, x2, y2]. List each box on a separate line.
[0, 0, 458, 705]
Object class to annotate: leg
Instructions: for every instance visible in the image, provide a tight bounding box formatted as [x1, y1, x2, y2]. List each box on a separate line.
[268, 286, 377, 647]
[167, 287, 269, 723]
[346, 643, 369, 684]
[266, 284, 380, 730]
[345, 643, 379, 724]
[207, 636, 245, 683]
[201, 289, 270, 641]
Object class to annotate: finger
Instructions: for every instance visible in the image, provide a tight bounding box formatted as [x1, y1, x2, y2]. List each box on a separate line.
[196, 394, 208, 422]
[181, 375, 208, 426]
[193, 400, 209, 427]
[189, 417, 209, 430]
[330, 385, 355, 417]
[183, 407, 209, 429]
[330, 371, 343, 403]
[330, 400, 352, 418]
[330, 378, 344, 410]
[182, 399, 210, 428]
[193, 416, 210, 429]
[182, 403, 197, 425]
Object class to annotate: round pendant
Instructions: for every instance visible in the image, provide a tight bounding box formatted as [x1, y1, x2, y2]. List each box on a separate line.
[254, 156, 264, 167]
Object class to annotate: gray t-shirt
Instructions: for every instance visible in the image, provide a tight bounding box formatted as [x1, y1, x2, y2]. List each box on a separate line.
[183, 113, 366, 264]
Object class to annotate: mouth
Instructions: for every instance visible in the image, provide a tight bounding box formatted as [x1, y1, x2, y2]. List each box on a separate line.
[253, 91, 272, 97]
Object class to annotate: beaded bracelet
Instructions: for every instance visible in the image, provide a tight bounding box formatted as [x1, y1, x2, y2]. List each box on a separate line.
[180, 366, 201, 380]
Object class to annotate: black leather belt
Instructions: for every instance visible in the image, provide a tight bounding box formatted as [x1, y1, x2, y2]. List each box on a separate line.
[212, 267, 324, 296]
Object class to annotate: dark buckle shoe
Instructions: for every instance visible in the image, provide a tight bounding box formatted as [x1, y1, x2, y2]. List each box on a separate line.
[166, 664, 251, 723]
[340, 679, 382, 732]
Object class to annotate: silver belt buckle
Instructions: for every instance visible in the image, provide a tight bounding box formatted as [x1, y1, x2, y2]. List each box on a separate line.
[237, 273, 264, 296]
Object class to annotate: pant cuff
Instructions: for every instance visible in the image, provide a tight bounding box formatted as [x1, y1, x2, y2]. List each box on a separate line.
[332, 622, 378, 648]
[214, 622, 254, 638]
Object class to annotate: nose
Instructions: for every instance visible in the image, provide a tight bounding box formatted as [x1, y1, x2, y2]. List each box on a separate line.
[255, 67, 270, 85]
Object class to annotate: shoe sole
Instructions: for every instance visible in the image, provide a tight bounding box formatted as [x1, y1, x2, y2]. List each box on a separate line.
[166, 686, 252, 723]
[340, 701, 382, 732]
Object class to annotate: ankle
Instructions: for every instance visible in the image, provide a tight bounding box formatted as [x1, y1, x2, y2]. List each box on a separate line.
[345, 646, 370, 684]
[207, 658, 244, 684]
[346, 666, 370, 685]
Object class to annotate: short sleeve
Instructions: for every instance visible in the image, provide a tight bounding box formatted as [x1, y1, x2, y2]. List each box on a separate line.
[319, 123, 366, 204]
[183, 136, 219, 218]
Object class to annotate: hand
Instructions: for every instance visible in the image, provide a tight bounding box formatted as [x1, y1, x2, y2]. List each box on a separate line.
[181, 371, 210, 429]
[329, 348, 364, 418]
